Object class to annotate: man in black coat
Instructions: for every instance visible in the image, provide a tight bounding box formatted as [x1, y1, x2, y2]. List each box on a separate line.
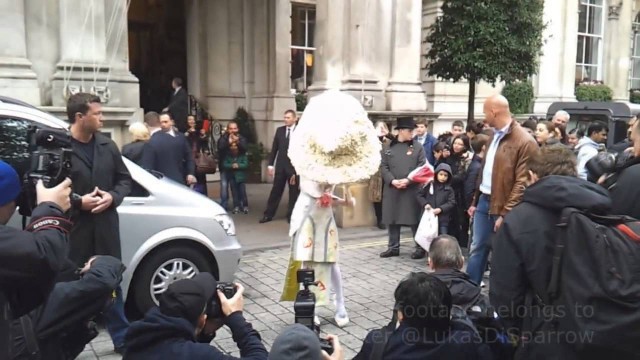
[11, 256, 126, 360]
[609, 118, 640, 219]
[0, 160, 73, 359]
[490, 146, 628, 359]
[163, 77, 189, 133]
[142, 112, 196, 186]
[429, 235, 482, 310]
[609, 115, 636, 154]
[259, 110, 299, 223]
[67, 93, 132, 353]
[354, 273, 491, 360]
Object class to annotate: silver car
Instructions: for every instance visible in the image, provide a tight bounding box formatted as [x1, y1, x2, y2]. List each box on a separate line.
[0, 97, 242, 314]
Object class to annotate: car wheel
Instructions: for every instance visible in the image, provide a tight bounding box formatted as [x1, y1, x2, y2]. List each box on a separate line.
[132, 245, 213, 314]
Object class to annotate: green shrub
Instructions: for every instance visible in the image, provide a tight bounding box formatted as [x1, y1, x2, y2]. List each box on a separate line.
[575, 84, 613, 102]
[502, 81, 534, 114]
[233, 107, 257, 144]
[295, 92, 308, 112]
[630, 90, 640, 104]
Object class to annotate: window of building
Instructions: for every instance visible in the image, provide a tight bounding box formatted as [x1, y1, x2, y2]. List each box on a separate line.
[576, 0, 605, 83]
[630, 13, 640, 90]
[290, 4, 315, 93]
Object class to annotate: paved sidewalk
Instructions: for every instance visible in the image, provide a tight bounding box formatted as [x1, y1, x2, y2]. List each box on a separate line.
[83, 236, 426, 359]
[222, 183, 396, 252]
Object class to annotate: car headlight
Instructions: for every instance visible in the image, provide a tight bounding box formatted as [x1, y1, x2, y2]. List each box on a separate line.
[214, 214, 236, 236]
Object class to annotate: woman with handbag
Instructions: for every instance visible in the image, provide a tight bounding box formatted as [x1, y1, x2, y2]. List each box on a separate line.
[185, 115, 213, 195]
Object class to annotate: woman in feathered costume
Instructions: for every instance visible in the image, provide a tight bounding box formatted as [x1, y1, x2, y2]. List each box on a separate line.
[279, 90, 381, 327]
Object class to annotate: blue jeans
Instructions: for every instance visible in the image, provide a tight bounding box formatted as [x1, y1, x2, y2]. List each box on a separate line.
[439, 225, 449, 235]
[104, 286, 129, 349]
[230, 177, 248, 209]
[219, 171, 230, 210]
[466, 194, 497, 285]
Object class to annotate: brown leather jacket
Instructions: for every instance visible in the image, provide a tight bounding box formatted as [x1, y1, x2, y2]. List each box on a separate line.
[473, 121, 539, 216]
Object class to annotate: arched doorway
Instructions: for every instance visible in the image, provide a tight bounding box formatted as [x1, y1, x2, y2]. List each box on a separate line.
[128, 0, 187, 113]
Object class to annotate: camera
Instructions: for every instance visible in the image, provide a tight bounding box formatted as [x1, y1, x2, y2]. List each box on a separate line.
[585, 150, 632, 189]
[17, 127, 81, 216]
[206, 282, 237, 319]
[293, 269, 334, 355]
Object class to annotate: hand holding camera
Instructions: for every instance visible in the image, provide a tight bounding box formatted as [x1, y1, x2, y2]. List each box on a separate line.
[321, 334, 344, 360]
[36, 177, 73, 212]
[217, 283, 244, 317]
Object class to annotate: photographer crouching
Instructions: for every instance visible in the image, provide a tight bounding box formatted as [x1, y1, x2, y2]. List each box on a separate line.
[11, 255, 126, 360]
[0, 160, 73, 358]
[123, 273, 267, 360]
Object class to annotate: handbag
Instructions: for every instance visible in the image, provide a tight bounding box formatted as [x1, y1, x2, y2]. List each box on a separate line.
[195, 150, 217, 174]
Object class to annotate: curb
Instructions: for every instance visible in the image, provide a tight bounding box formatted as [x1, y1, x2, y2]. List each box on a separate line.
[242, 229, 414, 254]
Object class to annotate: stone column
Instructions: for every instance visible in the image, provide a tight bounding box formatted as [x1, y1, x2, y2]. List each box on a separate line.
[103, 0, 140, 108]
[205, 0, 246, 120]
[266, 0, 295, 122]
[51, 0, 107, 106]
[533, 0, 579, 113]
[186, 0, 207, 101]
[0, 0, 41, 104]
[604, 1, 633, 101]
[25, 0, 59, 106]
[386, 0, 428, 111]
[307, 0, 348, 95]
[340, 0, 389, 110]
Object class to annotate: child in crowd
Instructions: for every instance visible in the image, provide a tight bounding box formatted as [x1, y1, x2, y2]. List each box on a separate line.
[223, 144, 249, 214]
[417, 163, 456, 235]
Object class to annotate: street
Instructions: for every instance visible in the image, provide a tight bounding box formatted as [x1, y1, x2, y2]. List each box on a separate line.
[79, 236, 423, 359]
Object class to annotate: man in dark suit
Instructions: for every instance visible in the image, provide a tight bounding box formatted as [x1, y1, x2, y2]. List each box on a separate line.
[163, 77, 189, 133]
[142, 112, 196, 186]
[259, 109, 300, 223]
[67, 93, 132, 353]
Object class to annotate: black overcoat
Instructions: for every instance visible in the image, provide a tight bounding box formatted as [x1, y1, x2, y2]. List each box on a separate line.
[381, 139, 426, 226]
[69, 133, 132, 265]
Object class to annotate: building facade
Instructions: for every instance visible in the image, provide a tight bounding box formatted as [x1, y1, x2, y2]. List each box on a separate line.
[1, 0, 639, 146]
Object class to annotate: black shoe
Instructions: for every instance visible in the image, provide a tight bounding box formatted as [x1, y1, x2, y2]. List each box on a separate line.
[411, 249, 426, 259]
[380, 249, 399, 258]
[259, 217, 273, 224]
[377, 223, 386, 230]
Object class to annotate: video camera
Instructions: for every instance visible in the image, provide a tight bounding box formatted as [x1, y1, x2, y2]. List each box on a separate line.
[17, 127, 81, 216]
[586, 150, 633, 189]
[206, 282, 238, 319]
[293, 269, 334, 355]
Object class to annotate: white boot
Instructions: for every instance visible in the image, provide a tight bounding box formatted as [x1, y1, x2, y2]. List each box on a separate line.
[334, 307, 349, 328]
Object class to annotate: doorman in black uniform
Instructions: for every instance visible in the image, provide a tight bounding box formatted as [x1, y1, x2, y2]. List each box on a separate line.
[259, 110, 300, 223]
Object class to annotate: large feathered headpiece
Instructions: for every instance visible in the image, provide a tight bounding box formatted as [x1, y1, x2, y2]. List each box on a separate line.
[288, 90, 381, 185]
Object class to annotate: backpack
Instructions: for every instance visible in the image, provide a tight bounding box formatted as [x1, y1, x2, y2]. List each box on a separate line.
[542, 208, 640, 354]
[452, 302, 515, 360]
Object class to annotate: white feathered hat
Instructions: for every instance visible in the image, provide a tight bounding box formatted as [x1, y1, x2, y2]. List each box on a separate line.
[288, 90, 381, 185]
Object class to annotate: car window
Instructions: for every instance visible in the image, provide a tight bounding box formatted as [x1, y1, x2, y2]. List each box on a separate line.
[130, 180, 150, 197]
[0, 117, 36, 177]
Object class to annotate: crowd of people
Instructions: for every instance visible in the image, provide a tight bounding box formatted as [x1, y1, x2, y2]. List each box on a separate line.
[1, 82, 639, 359]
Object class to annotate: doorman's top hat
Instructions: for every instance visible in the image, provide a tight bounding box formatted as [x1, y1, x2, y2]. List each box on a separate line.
[395, 117, 416, 130]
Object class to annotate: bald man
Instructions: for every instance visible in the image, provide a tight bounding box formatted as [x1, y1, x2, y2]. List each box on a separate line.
[465, 95, 538, 285]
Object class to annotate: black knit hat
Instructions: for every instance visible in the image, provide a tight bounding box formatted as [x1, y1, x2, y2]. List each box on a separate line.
[159, 272, 217, 325]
